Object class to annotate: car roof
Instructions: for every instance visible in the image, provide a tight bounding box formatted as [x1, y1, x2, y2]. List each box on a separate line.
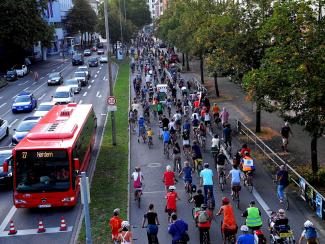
[55, 86, 72, 92]
[78, 66, 88, 69]
[17, 91, 32, 96]
[49, 72, 60, 76]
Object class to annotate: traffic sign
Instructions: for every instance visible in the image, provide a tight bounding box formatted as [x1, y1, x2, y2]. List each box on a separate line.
[107, 96, 116, 105]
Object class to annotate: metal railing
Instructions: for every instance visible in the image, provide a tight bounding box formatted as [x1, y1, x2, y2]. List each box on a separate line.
[236, 119, 325, 220]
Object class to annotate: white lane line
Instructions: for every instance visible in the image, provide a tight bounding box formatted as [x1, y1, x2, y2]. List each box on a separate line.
[0, 226, 73, 237]
[38, 93, 47, 101]
[0, 96, 3, 99]
[0, 206, 17, 232]
[23, 87, 29, 91]
[83, 92, 87, 97]
[103, 76, 106, 80]
[2, 109, 11, 117]
[101, 113, 107, 116]
[96, 70, 100, 74]
[9, 119, 19, 128]
[91, 79, 94, 83]
[0, 103, 7, 109]
[40, 77, 44, 80]
[78, 100, 83, 104]
[32, 82, 37, 85]
[252, 188, 272, 217]
[87, 85, 91, 89]
[96, 91, 102, 98]
[99, 67, 102, 70]
[94, 74, 97, 78]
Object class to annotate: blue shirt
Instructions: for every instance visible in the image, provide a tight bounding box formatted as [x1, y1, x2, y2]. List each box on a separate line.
[183, 166, 192, 180]
[168, 219, 188, 242]
[138, 118, 145, 127]
[200, 168, 213, 185]
[183, 122, 190, 131]
[237, 234, 255, 244]
[162, 131, 170, 143]
[229, 169, 241, 184]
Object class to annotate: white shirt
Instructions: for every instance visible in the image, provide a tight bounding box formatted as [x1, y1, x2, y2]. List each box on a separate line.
[132, 172, 143, 182]
[131, 103, 140, 112]
[168, 121, 175, 130]
[191, 113, 200, 121]
[173, 113, 181, 121]
[211, 138, 220, 147]
[204, 113, 211, 121]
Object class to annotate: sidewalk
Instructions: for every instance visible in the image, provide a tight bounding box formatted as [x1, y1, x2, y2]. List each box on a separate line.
[181, 62, 325, 169]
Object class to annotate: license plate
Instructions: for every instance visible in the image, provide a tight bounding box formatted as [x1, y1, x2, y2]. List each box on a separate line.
[17, 108, 23, 110]
[38, 204, 51, 208]
[279, 232, 293, 238]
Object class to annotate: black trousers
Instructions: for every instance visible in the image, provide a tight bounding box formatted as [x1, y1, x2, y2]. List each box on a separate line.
[199, 227, 210, 244]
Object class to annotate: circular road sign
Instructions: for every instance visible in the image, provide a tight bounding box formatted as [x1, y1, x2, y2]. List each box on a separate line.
[107, 96, 116, 105]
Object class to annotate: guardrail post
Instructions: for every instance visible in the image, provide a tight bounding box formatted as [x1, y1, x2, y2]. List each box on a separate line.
[237, 120, 242, 134]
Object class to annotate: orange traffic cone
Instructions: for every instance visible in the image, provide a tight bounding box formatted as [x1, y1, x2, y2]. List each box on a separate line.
[37, 219, 46, 233]
[8, 220, 17, 235]
[59, 216, 67, 231]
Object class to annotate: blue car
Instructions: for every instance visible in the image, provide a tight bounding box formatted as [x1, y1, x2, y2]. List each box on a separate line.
[12, 92, 37, 113]
[12, 116, 41, 145]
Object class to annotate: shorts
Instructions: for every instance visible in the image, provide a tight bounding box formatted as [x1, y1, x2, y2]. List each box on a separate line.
[138, 127, 146, 137]
[158, 110, 163, 115]
[166, 208, 176, 216]
[183, 140, 190, 146]
[183, 178, 192, 184]
[282, 137, 288, 145]
[231, 182, 241, 191]
[175, 120, 181, 125]
[216, 165, 226, 173]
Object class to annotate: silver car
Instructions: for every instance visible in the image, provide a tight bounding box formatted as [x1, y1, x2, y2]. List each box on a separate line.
[64, 78, 81, 93]
[0, 118, 9, 140]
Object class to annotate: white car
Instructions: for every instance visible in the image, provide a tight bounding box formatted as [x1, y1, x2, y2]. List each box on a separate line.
[14, 65, 28, 77]
[52, 86, 75, 104]
[64, 78, 81, 94]
[77, 66, 91, 79]
[99, 56, 108, 63]
[0, 118, 9, 140]
[33, 102, 56, 117]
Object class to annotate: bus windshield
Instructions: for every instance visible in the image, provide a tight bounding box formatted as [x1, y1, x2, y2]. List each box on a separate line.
[15, 150, 70, 193]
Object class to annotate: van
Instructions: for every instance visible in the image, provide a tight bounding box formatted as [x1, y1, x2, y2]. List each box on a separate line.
[52, 86, 74, 104]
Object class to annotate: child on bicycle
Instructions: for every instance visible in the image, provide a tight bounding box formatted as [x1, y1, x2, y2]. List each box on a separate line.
[147, 127, 154, 144]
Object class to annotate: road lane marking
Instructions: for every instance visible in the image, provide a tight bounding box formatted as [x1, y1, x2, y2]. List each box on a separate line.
[103, 76, 106, 80]
[32, 82, 37, 85]
[23, 87, 29, 91]
[0, 226, 73, 237]
[91, 79, 94, 83]
[2, 109, 11, 117]
[147, 163, 162, 167]
[78, 100, 83, 104]
[83, 92, 87, 97]
[87, 85, 91, 89]
[9, 119, 19, 128]
[0, 103, 7, 109]
[96, 70, 100, 74]
[94, 74, 97, 78]
[0, 96, 3, 99]
[96, 91, 102, 98]
[38, 93, 47, 101]
[99, 67, 102, 70]
[101, 113, 107, 116]
[252, 188, 272, 217]
[40, 76, 44, 79]
[0, 206, 17, 232]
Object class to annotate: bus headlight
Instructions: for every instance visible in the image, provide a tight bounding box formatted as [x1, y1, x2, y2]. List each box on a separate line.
[62, 197, 75, 202]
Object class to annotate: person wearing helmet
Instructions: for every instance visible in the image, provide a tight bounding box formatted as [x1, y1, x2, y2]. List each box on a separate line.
[216, 197, 238, 240]
[240, 144, 251, 156]
[118, 221, 133, 244]
[270, 208, 289, 235]
[299, 220, 319, 244]
[200, 163, 214, 205]
[131, 167, 143, 200]
[242, 201, 263, 231]
[194, 204, 213, 243]
[281, 122, 293, 152]
[165, 185, 180, 222]
[227, 164, 243, 196]
[109, 208, 123, 244]
[237, 225, 254, 244]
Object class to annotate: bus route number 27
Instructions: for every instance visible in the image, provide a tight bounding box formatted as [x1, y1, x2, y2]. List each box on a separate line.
[22, 152, 28, 159]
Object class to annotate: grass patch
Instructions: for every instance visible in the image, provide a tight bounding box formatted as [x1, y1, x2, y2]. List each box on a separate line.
[78, 60, 130, 244]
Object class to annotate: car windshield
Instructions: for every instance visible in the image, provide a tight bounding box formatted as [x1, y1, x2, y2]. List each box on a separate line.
[49, 73, 60, 79]
[16, 121, 38, 132]
[89, 58, 97, 62]
[73, 54, 81, 59]
[78, 68, 87, 72]
[54, 91, 69, 98]
[7, 71, 15, 75]
[64, 79, 78, 85]
[38, 104, 53, 111]
[15, 96, 30, 103]
[0, 153, 11, 167]
[15, 150, 70, 193]
[75, 72, 85, 78]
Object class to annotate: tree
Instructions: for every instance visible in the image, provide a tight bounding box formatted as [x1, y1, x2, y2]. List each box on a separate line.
[123, 0, 151, 28]
[66, 0, 97, 45]
[243, 0, 325, 176]
[0, 0, 54, 67]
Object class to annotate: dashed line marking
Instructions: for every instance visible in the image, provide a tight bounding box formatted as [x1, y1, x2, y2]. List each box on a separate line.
[38, 93, 47, 101]
[91, 80, 94, 83]
[87, 85, 91, 89]
[9, 119, 19, 128]
[78, 100, 83, 104]
[0, 103, 7, 109]
[32, 82, 37, 85]
[94, 74, 97, 78]
[96, 70, 100, 74]
[83, 92, 87, 97]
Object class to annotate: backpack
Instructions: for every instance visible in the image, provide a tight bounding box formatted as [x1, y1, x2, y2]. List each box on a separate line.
[198, 211, 210, 223]
[305, 227, 317, 240]
[133, 173, 141, 188]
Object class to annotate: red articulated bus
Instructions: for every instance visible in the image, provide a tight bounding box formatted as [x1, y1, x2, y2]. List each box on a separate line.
[12, 103, 97, 208]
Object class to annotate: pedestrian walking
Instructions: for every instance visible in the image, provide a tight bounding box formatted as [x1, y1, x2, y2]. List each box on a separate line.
[142, 203, 160, 244]
[109, 208, 123, 244]
[168, 213, 189, 244]
[219, 107, 229, 126]
[276, 165, 289, 204]
[280, 122, 293, 152]
[199, 163, 215, 205]
[222, 123, 232, 149]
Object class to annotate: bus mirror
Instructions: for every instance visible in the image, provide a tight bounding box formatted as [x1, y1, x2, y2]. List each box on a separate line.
[74, 158, 80, 171]
[3, 161, 8, 173]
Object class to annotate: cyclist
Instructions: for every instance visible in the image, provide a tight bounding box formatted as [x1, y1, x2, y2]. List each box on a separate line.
[212, 103, 220, 121]
[182, 119, 191, 132]
[204, 111, 211, 129]
[192, 140, 203, 171]
[173, 110, 182, 132]
[166, 97, 173, 117]
[131, 166, 143, 200]
[240, 151, 255, 184]
[163, 165, 176, 193]
[240, 144, 251, 156]
[142, 203, 160, 244]
[216, 151, 227, 180]
[200, 163, 214, 205]
[163, 127, 171, 149]
[198, 122, 207, 138]
[269, 209, 289, 234]
[182, 129, 191, 152]
[216, 197, 238, 241]
[298, 220, 319, 244]
[211, 134, 220, 158]
[242, 201, 263, 231]
[237, 225, 254, 244]
[179, 161, 193, 189]
[219, 107, 229, 126]
[191, 189, 205, 209]
[227, 164, 242, 196]
[147, 127, 154, 145]
[194, 204, 212, 244]
[168, 213, 189, 244]
[165, 186, 180, 222]
[276, 165, 289, 204]
[172, 142, 181, 172]
[162, 115, 170, 129]
[200, 107, 207, 122]
[222, 123, 232, 149]
[138, 116, 146, 143]
[157, 101, 164, 118]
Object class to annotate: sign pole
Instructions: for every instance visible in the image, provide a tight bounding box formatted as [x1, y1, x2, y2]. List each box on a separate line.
[104, 0, 117, 145]
[81, 172, 92, 244]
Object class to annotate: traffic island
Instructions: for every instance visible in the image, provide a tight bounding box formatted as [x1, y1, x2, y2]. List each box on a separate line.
[78, 60, 130, 244]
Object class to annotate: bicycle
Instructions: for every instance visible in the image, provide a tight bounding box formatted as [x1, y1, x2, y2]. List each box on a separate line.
[243, 171, 253, 193]
[232, 185, 240, 209]
[199, 135, 206, 152]
[185, 181, 193, 202]
[193, 158, 203, 175]
[173, 154, 182, 173]
[218, 168, 226, 192]
[148, 136, 153, 149]
[183, 146, 191, 160]
[164, 142, 170, 159]
[220, 221, 237, 244]
[134, 188, 142, 208]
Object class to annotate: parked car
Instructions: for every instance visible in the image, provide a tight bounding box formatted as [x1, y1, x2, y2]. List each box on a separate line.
[52, 86, 74, 104]
[84, 49, 91, 56]
[88, 57, 99, 67]
[33, 102, 56, 117]
[47, 72, 63, 85]
[97, 42, 104, 48]
[91, 46, 97, 52]
[12, 116, 41, 145]
[0, 118, 9, 140]
[72, 53, 84, 66]
[74, 71, 89, 86]
[99, 56, 108, 63]
[77, 66, 91, 79]
[12, 91, 37, 113]
[0, 148, 13, 187]
[5, 70, 18, 81]
[97, 49, 104, 55]
[64, 78, 81, 94]
[13, 64, 29, 77]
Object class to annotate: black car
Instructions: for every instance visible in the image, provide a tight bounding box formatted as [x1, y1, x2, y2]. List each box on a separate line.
[5, 70, 18, 81]
[0, 148, 13, 188]
[47, 72, 63, 85]
[97, 42, 104, 48]
[88, 57, 99, 67]
[72, 53, 84, 66]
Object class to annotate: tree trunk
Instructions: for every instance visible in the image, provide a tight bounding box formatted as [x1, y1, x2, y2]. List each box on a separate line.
[200, 54, 204, 84]
[182, 52, 185, 67]
[213, 73, 220, 97]
[311, 134, 318, 179]
[186, 53, 190, 71]
[255, 102, 261, 133]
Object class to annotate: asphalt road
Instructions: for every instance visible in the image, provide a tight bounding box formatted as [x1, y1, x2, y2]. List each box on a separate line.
[0, 53, 117, 243]
[129, 58, 325, 243]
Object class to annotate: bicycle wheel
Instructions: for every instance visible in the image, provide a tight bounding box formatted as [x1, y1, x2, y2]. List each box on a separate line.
[202, 230, 209, 244]
[219, 175, 224, 192]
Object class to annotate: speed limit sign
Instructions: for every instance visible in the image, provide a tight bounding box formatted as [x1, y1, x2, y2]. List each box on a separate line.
[107, 96, 116, 105]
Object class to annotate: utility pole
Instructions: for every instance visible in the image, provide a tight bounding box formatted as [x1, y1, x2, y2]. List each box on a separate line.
[118, 0, 124, 48]
[104, 0, 117, 145]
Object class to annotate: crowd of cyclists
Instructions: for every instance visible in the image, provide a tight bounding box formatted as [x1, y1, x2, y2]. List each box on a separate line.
[111, 35, 321, 244]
